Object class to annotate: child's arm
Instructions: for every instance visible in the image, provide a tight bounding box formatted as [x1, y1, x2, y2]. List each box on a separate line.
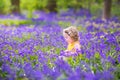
[75, 44, 81, 49]
[64, 44, 81, 56]
[64, 49, 77, 56]
[72, 44, 81, 53]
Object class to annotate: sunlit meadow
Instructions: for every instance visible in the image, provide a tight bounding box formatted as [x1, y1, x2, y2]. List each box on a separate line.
[0, 9, 120, 80]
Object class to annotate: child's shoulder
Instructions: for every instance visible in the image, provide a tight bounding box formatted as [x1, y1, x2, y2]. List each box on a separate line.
[74, 42, 81, 49]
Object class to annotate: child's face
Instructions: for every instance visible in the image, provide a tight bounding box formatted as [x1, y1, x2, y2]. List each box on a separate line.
[63, 33, 73, 44]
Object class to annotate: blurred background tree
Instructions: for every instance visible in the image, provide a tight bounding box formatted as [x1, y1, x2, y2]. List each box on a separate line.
[11, 0, 20, 14]
[0, 0, 119, 19]
[103, 0, 112, 19]
[46, 0, 57, 12]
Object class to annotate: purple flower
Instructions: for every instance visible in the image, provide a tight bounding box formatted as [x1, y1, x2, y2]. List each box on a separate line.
[107, 56, 116, 65]
[23, 62, 33, 76]
[31, 70, 43, 80]
[84, 72, 95, 80]
[118, 55, 120, 63]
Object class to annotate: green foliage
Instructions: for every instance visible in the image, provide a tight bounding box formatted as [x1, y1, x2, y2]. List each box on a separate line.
[0, 0, 11, 14]
[112, 1, 120, 17]
[58, 21, 71, 28]
[0, 19, 32, 26]
[16, 77, 28, 80]
[0, 61, 7, 79]
[0, 0, 119, 17]
[114, 67, 120, 80]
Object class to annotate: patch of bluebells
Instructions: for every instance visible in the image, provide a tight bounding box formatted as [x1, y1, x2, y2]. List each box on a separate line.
[0, 9, 120, 80]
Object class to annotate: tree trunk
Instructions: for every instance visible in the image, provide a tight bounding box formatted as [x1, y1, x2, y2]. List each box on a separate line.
[46, 0, 57, 13]
[118, 0, 120, 2]
[103, 0, 112, 19]
[117, 0, 120, 4]
[11, 0, 20, 14]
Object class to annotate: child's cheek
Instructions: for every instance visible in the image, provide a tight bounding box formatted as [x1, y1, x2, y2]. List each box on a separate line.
[68, 38, 72, 42]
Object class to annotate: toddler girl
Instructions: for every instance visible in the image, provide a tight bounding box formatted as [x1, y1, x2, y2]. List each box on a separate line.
[63, 26, 81, 55]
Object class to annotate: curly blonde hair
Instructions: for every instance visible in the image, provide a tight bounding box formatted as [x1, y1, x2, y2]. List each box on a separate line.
[63, 26, 79, 41]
